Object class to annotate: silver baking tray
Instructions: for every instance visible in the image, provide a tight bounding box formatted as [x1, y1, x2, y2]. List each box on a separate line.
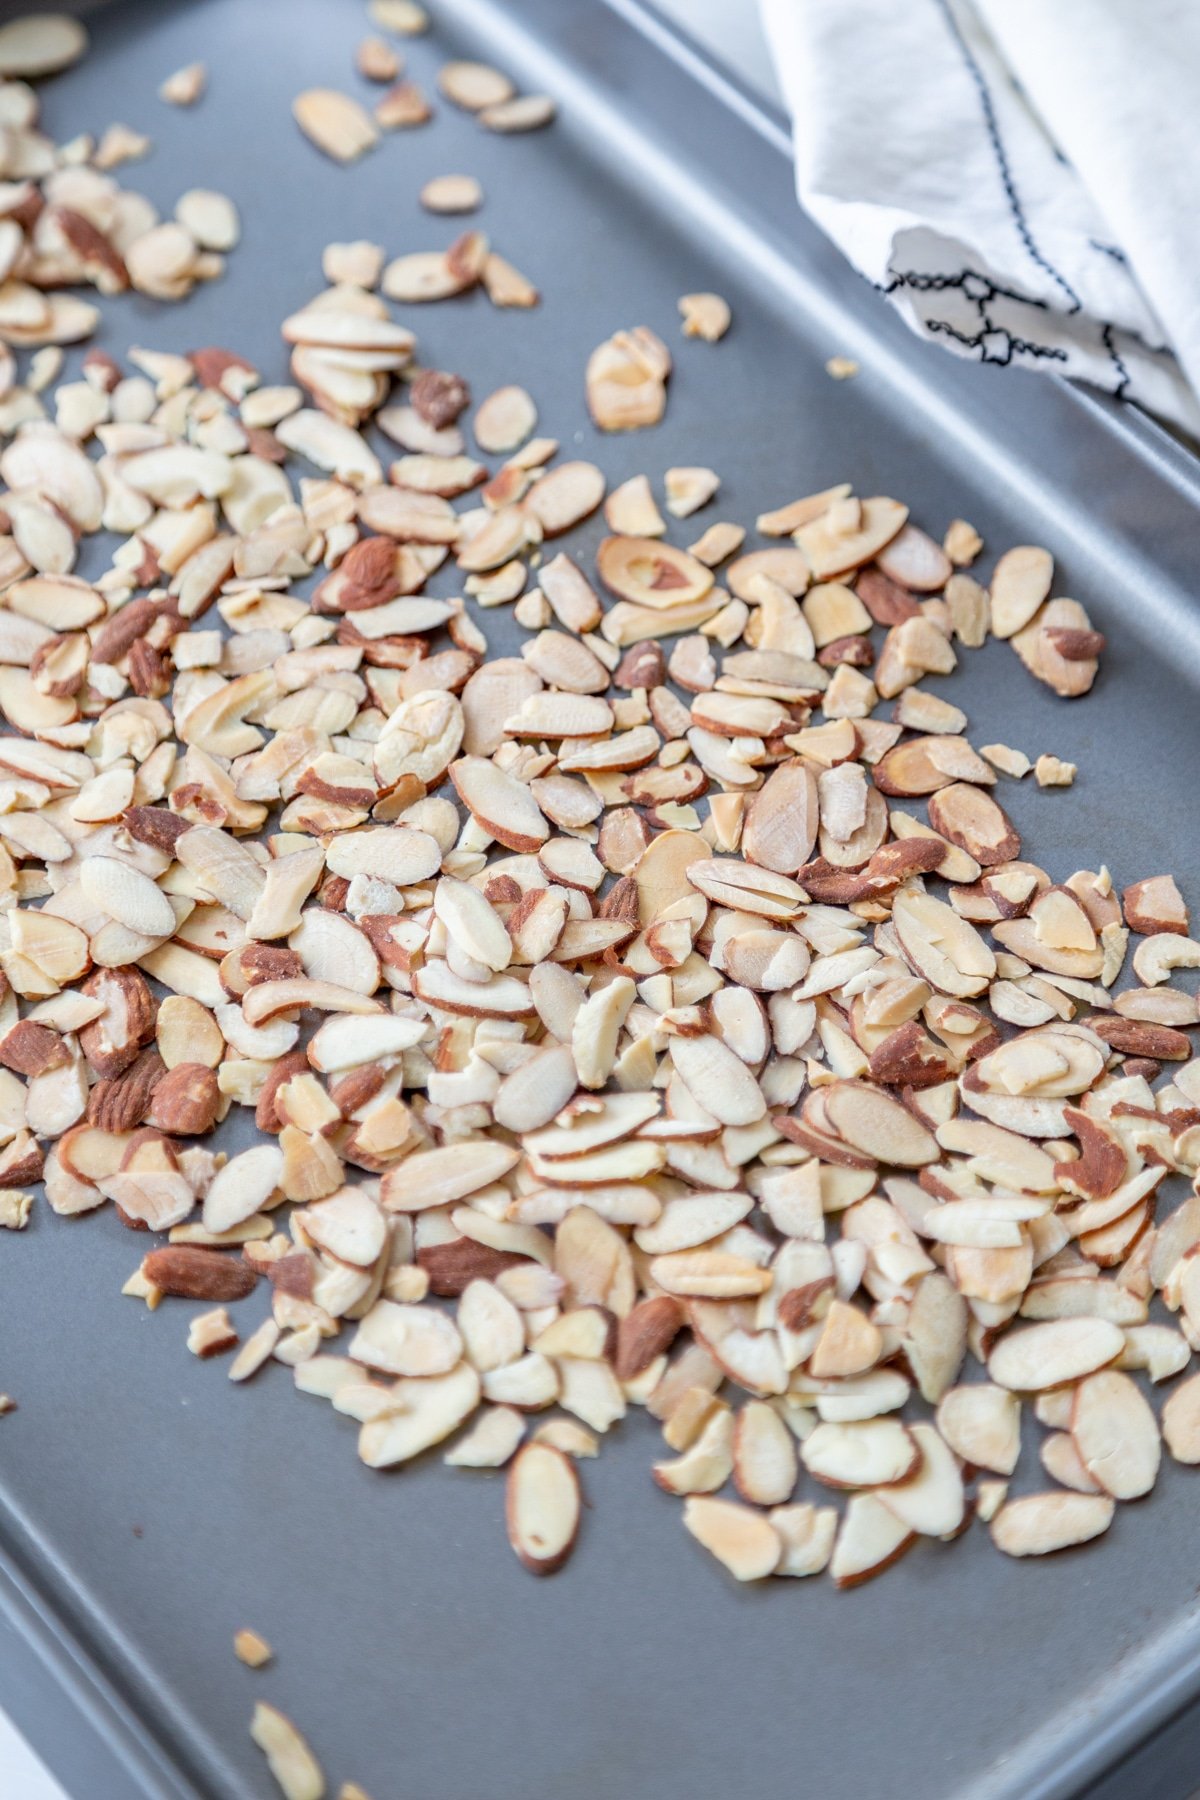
[4, 0, 1200, 1795]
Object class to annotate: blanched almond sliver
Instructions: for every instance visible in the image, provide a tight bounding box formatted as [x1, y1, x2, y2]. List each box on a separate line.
[293, 88, 379, 162]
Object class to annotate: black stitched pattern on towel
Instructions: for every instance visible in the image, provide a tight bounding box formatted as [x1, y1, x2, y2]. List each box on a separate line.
[931, 0, 1083, 315]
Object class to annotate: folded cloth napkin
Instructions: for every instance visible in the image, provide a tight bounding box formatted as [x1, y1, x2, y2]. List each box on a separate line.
[759, 0, 1200, 433]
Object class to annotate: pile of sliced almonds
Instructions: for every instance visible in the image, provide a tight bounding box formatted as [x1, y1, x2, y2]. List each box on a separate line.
[0, 15, 241, 403]
[4, 25, 1200, 1796]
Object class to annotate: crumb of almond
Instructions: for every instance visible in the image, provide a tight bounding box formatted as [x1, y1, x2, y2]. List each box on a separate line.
[0, 1396, 17, 1417]
[234, 1628, 273, 1669]
[677, 292, 730, 341]
[94, 122, 151, 170]
[980, 743, 1032, 779]
[159, 62, 206, 106]
[1036, 754, 1077, 788]
[187, 1306, 239, 1358]
[123, 1269, 163, 1308]
[0, 1189, 32, 1229]
[825, 355, 859, 380]
[943, 518, 983, 566]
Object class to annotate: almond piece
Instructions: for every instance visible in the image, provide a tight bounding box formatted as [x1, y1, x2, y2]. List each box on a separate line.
[830, 1493, 914, 1587]
[506, 1441, 581, 1573]
[1069, 1370, 1160, 1499]
[990, 1491, 1114, 1557]
[142, 1246, 257, 1302]
[988, 1318, 1124, 1391]
[732, 1400, 798, 1505]
[250, 1702, 324, 1800]
[681, 1495, 780, 1581]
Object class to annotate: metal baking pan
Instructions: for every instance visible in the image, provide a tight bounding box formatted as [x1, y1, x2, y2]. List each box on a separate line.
[4, 0, 1200, 1795]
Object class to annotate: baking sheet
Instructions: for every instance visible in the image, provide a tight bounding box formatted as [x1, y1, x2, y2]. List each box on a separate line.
[4, 0, 1200, 1796]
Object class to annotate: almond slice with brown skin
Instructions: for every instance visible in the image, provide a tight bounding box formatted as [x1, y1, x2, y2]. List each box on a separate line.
[668, 1033, 767, 1127]
[595, 536, 713, 611]
[801, 1419, 920, 1488]
[741, 759, 818, 874]
[893, 889, 996, 997]
[823, 1080, 939, 1167]
[927, 783, 1020, 868]
[506, 1441, 581, 1573]
[830, 1493, 914, 1587]
[450, 755, 550, 851]
[990, 1491, 1114, 1557]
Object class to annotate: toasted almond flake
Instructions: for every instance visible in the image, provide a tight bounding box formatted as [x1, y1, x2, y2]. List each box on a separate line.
[369, 0, 428, 28]
[250, 1703, 324, 1800]
[935, 1384, 1021, 1475]
[1035, 754, 1076, 788]
[0, 12, 87, 76]
[990, 545, 1053, 639]
[505, 1440, 581, 1572]
[480, 94, 556, 133]
[682, 1495, 779, 1580]
[802, 1419, 919, 1488]
[1069, 1369, 1160, 1499]
[234, 1628, 272, 1668]
[1161, 1372, 1200, 1463]
[160, 61, 206, 105]
[439, 59, 514, 111]
[382, 1140, 520, 1211]
[988, 1317, 1124, 1391]
[587, 327, 671, 430]
[420, 174, 483, 214]
[229, 1319, 281, 1384]
[446, 1405, 525, 1467]
[991, 1491, 1114, 1557]
[830, 1493, 913, 1587]
[359, 1363, 481, 1467]
[678, 293, 731, 342]
[733, 1399, 798, 1505]
[293, 88, 379, 162]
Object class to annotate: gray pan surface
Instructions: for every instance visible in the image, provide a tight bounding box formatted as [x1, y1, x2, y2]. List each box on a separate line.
[3, 0, 1200, 1796]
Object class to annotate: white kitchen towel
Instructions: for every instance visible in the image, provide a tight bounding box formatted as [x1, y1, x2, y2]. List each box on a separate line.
[759, 0, 1200, 433]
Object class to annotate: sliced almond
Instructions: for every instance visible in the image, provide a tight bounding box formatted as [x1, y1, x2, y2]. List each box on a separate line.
[681, 1495, 780, 1581]
[990, 1491, 1114, 1557]
[988, 1318, 1124, 1392]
